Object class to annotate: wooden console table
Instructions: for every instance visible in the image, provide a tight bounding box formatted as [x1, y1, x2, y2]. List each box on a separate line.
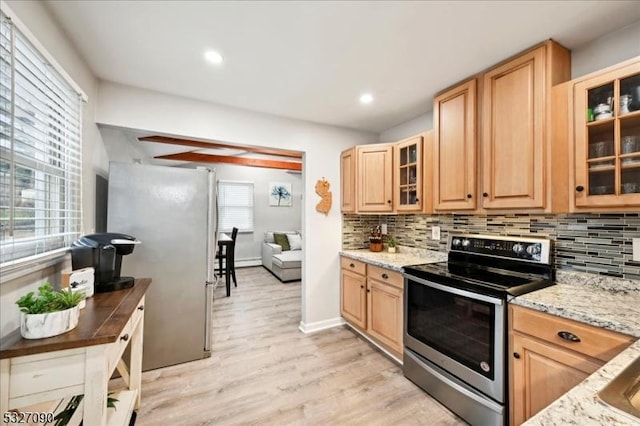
[0, 279, 151, 425]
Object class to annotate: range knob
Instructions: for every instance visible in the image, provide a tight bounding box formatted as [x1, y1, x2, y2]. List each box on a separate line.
[526, 244, 541, 256]
[512, 243, 524, 254]
[461, 239, 471, 248]
[452, 238, 462, 247]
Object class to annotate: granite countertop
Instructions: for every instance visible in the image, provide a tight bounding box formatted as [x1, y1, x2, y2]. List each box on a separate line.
[339, 246, 447, 271]
[513, 270, 640, 425]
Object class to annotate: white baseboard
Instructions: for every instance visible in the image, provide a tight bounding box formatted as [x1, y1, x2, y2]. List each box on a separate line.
[298, 317, 345, 334]
[235, 258, 262, 268]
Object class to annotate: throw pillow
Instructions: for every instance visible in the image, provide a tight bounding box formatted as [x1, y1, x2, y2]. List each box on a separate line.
[273, 233, 290, 251]
[287, 233, 302, 251]
[265, 231, 275, 243]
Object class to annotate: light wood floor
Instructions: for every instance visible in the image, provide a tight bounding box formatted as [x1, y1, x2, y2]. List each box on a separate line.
[135, 266, 466, 425]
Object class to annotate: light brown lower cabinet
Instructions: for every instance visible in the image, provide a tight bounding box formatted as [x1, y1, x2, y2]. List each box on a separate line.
[509, 305, 635, 425]
[340, 257, 404, 359]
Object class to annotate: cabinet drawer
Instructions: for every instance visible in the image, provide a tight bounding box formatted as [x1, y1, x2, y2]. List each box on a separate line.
[341, 257, 366, 276]
[368, 265, 403, 289]
[511, 305, 634, 362]
[107, 296, 145, 374]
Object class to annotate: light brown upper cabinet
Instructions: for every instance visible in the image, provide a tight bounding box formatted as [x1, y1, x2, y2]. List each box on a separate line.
[482, 41, 571, 212]
[571, 57, 640, 211]
[340, 147, 356, 213]
[357, 143, 394, 212]
[393, 135, 423, 212]
[434, 79, 477, 211]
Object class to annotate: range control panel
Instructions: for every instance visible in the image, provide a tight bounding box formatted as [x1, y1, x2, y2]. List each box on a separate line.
[449, 234, 550, 264]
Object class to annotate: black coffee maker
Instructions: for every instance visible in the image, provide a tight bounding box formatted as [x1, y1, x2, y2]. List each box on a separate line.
[71, 233, 140, 293]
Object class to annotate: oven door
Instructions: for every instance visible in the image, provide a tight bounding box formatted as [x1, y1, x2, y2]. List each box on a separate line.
[404, 273, 505, 402]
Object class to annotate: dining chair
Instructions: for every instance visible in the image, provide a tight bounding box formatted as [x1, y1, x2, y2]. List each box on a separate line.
[216, 227, 238, 288]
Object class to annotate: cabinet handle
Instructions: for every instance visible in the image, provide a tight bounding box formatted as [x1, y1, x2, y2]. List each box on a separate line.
[482, 192, 488, 198]
[381, 273, 389, 279]
[557, 331, 581, 342]
[576, 185, 584, 192]
[513, 352, 521, 359]
[466, 194, 472, 199]
[137, 305, 144, 311]
[120, 334, 129, 342]
[350, 263, 355, 268]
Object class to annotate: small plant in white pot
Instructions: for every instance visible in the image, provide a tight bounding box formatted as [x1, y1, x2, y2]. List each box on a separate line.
[16, 283, 85, 339]
[387, 237, 398, 253]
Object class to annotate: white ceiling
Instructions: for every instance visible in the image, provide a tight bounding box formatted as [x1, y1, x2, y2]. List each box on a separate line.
[46, 0, 640, 133]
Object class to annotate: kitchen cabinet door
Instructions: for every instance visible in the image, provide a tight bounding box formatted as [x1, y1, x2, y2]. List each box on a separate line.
[340, 148, 356, 212]
[394, 135, 423, 212]
[357, 144, 394, 212]
[367, 278, 403, 356]
[433, 79, 477, 211]
[482, 46, 546, 209]
[510, 333, 601, 426]
[341, 269, 367, 329]
[572, 59, 640, 210]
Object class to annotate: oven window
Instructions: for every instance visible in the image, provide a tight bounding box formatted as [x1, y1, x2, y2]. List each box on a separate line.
[406, 279, 496, 379]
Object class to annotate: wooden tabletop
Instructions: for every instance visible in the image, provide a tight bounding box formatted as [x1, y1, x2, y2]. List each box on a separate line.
[0, 278, 151, 359]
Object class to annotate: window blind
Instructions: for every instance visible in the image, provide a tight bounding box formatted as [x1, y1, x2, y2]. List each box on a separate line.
[0, 12, 82, 266]
[217, 180, 253, 232]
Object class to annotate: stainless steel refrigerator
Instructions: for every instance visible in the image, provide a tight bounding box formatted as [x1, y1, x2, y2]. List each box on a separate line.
[107, 162, 217, 371]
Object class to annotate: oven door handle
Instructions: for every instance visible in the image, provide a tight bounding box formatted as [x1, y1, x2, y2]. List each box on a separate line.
[405, 274, 504, 306]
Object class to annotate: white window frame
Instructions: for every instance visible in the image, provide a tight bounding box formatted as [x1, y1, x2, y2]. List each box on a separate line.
[217, 180, 254, 233]
[0, 4, 85, 281]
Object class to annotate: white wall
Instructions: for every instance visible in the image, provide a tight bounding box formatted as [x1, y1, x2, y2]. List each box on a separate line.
[571, 20, 640, 79]
[213, 164, 302, 264]
[1, 1, 108, 337]
[379, 111, 433, 143]
[95, 81, 378, 330]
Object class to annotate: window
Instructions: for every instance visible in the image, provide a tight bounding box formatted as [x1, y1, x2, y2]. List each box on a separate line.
[217, 180, 253, 232]
[0, 12, 83, 267]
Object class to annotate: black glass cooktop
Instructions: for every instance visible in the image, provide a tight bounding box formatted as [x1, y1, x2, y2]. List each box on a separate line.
[404, 261, 554, 298]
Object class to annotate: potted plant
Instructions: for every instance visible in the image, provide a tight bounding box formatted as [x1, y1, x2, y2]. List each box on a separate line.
[16, 283, 85, 339]
[387, 237, 398, 253]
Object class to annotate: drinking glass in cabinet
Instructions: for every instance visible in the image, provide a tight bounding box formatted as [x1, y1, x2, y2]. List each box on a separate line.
[622, 136, 640, 164]
[589, 140, 613, 159]
[409, 145, 417, 163]
[620, 73, 640, 113]
[622, 182, 640, 194]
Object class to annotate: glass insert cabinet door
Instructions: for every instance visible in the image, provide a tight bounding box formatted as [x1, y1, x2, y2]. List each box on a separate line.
[574, 61, 640, 207]
[394, 135, 423, 211]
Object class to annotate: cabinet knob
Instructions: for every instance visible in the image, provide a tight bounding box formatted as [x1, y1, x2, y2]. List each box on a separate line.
[387, 200, 391, 204]
[513, 352, 521, 359]
[360, 285, 364, 289]
[381, 273, 389, 279]
[120, 334, 129, 342]
[350, 263, 355, 268]
[482, 192, 488, 198]
[557, 331, 581, 342]
[576, 185, 585, 192]
[367, 289, 371, 293]
[137, 305, 144, 311]
[415, 198, 419, 202]
[466, 194, 472, 199]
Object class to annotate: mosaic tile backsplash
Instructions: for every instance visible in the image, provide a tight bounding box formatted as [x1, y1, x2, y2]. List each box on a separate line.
[342, 213, 640, 281]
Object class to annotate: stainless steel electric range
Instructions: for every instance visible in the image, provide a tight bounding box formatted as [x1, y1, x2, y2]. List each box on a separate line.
[402, 234, 554, 426]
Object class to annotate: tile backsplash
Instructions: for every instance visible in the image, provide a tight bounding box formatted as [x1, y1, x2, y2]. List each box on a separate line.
[342, 213, 640, 280]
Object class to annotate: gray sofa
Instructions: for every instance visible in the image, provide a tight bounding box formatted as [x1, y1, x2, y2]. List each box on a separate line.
[262, 231, 302, 282]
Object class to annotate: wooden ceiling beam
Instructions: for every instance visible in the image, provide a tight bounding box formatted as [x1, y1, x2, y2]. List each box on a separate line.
[139, 135, 303, 159]
[154, 152, 303, 171]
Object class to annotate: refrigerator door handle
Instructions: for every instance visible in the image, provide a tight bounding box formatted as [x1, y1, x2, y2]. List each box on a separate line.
[204, 280, 215, 351]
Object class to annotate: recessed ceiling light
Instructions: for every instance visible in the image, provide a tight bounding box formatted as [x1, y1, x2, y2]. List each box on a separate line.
[204, 50, 223, 65]
[360, 93, 374, 104]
